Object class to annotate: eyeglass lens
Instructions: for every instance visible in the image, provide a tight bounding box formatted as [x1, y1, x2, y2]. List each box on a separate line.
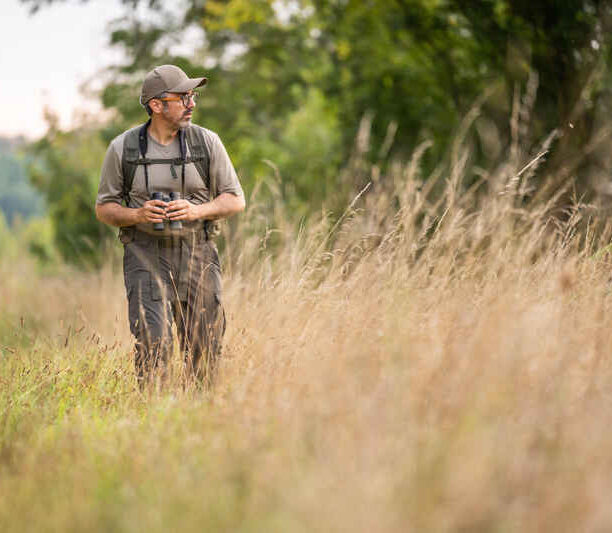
[182, 92, 197, 106]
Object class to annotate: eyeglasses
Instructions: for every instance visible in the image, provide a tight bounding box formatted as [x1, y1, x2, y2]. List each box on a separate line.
[157, 92, 199, 107]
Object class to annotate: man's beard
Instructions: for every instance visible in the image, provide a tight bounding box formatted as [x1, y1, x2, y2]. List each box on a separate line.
[162, 109, 192, 130]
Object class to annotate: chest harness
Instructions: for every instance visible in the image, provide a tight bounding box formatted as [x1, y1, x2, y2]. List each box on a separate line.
[121, 120, 216, 206]
[120, 120, 219, 238]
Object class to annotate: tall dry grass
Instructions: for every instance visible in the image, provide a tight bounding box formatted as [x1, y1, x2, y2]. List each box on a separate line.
[3, 117, 612, 532]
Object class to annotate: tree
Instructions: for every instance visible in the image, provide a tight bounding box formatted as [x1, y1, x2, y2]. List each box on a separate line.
[27, 117, 115, 267]
[93, 0, 612, 192]
[19, 0, 612, 266]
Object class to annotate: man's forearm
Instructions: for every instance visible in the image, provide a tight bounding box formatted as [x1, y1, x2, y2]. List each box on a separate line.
[95, 202, 143, 228]
[96, 194, 245, 228]
[196, 193, 246, 221]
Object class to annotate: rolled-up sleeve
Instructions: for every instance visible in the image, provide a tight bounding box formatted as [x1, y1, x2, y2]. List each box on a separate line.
[96, 140, 124, 205]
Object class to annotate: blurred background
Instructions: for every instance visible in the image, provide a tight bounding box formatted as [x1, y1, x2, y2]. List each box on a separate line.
[4, 0, 612, 266]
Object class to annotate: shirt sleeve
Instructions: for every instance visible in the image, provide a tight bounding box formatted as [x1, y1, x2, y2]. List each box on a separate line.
[96, 139, 124, 205]
[209, 132, 244, 198]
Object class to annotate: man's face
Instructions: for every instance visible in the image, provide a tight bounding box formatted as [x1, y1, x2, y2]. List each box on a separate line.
[152, 91, 197, 129]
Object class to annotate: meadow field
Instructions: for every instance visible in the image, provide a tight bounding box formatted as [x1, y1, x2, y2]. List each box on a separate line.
[3, 145, 612, 532]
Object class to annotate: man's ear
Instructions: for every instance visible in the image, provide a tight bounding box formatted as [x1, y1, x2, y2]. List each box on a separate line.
[148, 99, 163, 115]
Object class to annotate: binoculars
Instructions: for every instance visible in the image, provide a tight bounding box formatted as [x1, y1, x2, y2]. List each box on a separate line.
[151, 191, 182, 231]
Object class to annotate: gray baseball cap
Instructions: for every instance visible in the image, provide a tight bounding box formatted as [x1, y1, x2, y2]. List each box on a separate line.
[140, 65, 207, 105]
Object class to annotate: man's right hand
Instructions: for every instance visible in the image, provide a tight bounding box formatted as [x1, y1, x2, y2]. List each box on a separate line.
[138, 199, 168, 224]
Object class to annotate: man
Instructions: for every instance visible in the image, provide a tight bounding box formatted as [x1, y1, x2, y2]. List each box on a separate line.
[95, 64, 245, 387]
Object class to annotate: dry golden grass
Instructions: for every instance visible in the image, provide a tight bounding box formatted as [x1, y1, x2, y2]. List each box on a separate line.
[3, 141, 612, 532]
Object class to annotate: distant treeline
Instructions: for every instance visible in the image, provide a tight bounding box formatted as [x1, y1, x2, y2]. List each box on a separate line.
[0, 138, 44, 225]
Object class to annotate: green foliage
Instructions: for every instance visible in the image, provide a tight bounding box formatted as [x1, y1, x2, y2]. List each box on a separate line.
[0, 211, 16, 259]
[18, 0, 612, 265]
[96, 0, 612, 194]
[26, 123, 115, 267]
[0, 211, 59, 273]
[20, 216, 58, 265]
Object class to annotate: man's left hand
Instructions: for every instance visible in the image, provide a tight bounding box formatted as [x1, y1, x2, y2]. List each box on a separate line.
[166, 199, 201, 222]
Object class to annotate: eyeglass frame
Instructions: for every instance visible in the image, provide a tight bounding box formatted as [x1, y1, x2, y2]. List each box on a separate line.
[155, 91, 199, 107]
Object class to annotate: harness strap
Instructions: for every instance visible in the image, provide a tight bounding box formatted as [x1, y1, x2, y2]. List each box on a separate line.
[129, 156, 208, 166]
[179, 129, 187, 198]
[138, 120, 151, 195]
[121, 122, 211, 215]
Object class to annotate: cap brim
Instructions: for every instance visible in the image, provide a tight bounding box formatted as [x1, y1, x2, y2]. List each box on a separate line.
[169, 76, 208, 93]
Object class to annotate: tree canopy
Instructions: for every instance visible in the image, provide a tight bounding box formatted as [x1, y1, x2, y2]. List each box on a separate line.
[20, 0, 612, 264]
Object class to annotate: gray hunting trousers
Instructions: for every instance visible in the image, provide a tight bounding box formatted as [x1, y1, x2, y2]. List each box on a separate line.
[122, 229, 226, 386]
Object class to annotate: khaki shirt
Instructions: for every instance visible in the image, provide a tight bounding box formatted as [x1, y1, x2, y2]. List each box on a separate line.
[97, 124, 243, 235]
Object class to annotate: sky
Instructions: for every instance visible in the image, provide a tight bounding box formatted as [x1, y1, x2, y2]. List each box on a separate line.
[0, 0, 126, 139]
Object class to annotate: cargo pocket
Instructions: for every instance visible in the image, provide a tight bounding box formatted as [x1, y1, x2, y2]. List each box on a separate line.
[149, 270, 164, 302]
[205, 260, 223, 302]
[124, 242, 160, 302]
[124, 269, 153, 336]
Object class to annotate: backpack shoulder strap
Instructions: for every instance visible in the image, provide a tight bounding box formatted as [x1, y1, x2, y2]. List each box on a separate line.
[185, 125, 213, 197]
[121, 122, 149, 206]
[185, 125, 221, 238]
[121, 123, 213, 205]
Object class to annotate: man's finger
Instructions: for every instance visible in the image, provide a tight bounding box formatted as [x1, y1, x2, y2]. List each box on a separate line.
[144, 206, 164, 216]
[167, 202, 186, 212]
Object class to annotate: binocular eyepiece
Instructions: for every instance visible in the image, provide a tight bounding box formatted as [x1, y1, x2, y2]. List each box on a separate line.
[151, 191, 182, 231]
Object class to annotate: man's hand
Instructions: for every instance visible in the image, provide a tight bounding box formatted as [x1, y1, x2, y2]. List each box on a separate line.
[166, 199, 201, 222]
[95, 193, 244, 229]
[138, 199, 168, 224]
